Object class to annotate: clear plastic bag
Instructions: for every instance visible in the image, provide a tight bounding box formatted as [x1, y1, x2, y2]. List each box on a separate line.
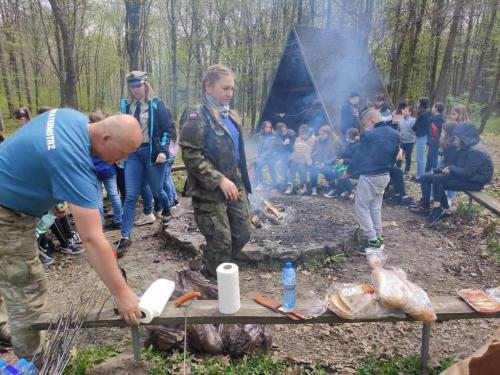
[371, 267, 436, 323]
[326, 282, 404, 320]
[366, 248, 387, 268]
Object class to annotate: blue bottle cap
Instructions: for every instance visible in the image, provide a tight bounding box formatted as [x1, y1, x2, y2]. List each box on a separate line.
[17, 358, 28, 367]
[284, 261, 293, 268]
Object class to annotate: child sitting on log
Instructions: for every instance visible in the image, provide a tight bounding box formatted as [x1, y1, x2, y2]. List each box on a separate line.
[285, 124, 316, 195]
[310, 125, 343, 196]
[325, 128, 360, 198]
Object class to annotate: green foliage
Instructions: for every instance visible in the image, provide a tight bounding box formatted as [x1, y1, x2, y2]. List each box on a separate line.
[142, 346, 326, 375]
[356, 353, 454, 375]
[303, 253, 347, 272]
[456, 201, 482, 219]
[64, 345, 118, 375]
[483, 220, 500, 262]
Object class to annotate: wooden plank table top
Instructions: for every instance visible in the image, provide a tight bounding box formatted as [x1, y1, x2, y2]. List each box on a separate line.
[32, 296, 500, 331]
[466, 191, 500, 215]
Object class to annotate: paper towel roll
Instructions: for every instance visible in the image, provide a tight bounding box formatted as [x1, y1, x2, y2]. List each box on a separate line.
[139, 279, 175, 323]
[217, 263, 240, 314]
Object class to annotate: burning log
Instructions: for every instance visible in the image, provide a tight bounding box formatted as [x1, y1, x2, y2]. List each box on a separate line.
[251, 214, 262, 228]
[263, 200, 282, 219]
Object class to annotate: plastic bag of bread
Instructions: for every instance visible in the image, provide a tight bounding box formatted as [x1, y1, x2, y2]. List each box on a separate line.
[326, 282, 404, 320]
[366, 248, 387, 268]
[371, 267, 436, 323]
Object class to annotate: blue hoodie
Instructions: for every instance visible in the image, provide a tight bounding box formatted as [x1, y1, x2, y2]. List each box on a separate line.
[347, 122, 400, 177]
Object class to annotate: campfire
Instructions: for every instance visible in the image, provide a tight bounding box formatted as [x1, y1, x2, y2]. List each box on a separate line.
[249, 192, 283, 228]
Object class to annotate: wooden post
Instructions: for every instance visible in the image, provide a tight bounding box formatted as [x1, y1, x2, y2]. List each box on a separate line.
[420, 323, 431, 374]
[131, 326, 141, 361]
[467, 195, 473, 220]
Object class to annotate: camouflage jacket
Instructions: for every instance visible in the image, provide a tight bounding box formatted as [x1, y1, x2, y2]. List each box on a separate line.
[179, 104, 251, 202]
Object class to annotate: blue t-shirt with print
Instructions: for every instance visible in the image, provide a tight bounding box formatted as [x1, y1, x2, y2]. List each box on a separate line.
[0, 108, 99, 217]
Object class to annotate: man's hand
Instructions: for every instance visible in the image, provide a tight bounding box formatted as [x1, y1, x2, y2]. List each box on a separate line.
[336, 159, 343, 165]
[114, 287, 141, 326]
[283, 139, 290, 146]
[342, 171, 349, 179]
[155, 153, 167, 164]
[442, 167, 450, 175]
[219, 176, 240, 201]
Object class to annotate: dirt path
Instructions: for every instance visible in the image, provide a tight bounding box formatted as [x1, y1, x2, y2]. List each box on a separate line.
[29, 134, 500, 372]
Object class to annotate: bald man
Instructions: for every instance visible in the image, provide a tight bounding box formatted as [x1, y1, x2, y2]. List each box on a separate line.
[0, 108, 142, 359]
[346, 109, 400, 254]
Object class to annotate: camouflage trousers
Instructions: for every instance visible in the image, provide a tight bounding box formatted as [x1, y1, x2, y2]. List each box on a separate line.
[192, 190, 252, 277]
[0, 206, 47, 359]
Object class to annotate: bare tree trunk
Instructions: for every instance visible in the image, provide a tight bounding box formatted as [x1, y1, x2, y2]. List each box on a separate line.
[399, 0, 428, 101]
[479, 50, 500, 133]
[20, 52, 33, 109]
[458, 3, 475, 94]
[0, 36, 15, 115]
[167, 0, 178, 117]
[49, 0, 78, 108]
[469, 0, 498, 102]
[125, 0, 143, 70]
[433, 0, 464, 102]
[427, 0, 444, 103]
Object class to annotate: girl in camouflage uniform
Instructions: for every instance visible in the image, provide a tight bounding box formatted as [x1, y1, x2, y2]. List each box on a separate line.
[180, 65, 252, 279]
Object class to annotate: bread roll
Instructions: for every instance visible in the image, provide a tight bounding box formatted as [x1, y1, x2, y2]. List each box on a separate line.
[372, 268, 409, 309]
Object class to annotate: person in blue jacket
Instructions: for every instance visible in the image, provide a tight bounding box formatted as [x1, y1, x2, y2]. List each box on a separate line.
[117, 71, 174, 256]
[346, 109, 400, 254]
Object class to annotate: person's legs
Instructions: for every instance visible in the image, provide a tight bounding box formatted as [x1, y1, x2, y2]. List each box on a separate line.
[163, 160, 176, 207]
[192, 198, 231, 278]
[355, 175, 377, 242]
[415, 135, 428, 178]
[310, 165, 319, 188]
[141, 183, 154, 215]
[115, 164, 126, 204]
[102, 175, 123, 225]
[227, 190, 252, 259]
[402, 143, 414, 174]
[425, 144, 439, 173]
[298, 163, 308, 186]
[0, 207, 47, 359]
[368, 174, 390, 239]
[390, 166, 405, 196]
[96, 178, 105, 225]
[121, 149, 146, 238]
[255, 160, 265, 186]
[266, 159, 278, 187]
[146, 161, 169, 212]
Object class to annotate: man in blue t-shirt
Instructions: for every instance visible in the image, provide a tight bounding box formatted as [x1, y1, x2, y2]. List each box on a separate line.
[0, 108, 142, 359]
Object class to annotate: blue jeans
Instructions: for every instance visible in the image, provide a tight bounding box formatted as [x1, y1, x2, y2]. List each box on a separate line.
[97, 175, 122, 225]
[121, 145, 169, 238]
[146, 158, 178, 213]
[415, 135, 428, 178]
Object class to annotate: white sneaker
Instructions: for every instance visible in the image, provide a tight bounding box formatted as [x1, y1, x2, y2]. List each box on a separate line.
[284, 183, 293, 195]
[134, 213, 156, 226]
[153, 210, 162, 220]
[311, 187, 318, 196]
[298, 185, 307, 195]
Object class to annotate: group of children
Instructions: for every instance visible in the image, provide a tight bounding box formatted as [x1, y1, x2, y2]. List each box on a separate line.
[254, 96, 494, 253]
[254, 121, 359, 198]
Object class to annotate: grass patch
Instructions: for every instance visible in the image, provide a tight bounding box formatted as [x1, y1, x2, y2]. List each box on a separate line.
[64, 345, 118, 375]
[143, 347, 326, 374]
[303, 253, 347, 272]
[483, 220, 500, 262]
[456, 201, 482, 219]
[356, 353, 454, 375]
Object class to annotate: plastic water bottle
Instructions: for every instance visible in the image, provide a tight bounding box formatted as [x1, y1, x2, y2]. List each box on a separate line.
[16, 359, 38, 375]
[281, 261, 296, 312]
[35, 211, 56, 235]
[0, 360, 21, 375]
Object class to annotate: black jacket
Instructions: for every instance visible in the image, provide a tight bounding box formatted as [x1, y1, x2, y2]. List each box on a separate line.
[412, 111, 432, 138]
[347, 122, 400, 177]
[449, 123, 494, 185]
[341, 141, 360, 166]
[340, 101, 359, 134]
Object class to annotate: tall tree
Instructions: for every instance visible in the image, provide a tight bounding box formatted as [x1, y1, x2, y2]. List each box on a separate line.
[433, 0, 465, 102]
[469, 0, 498, 101]
[125, 0, 143, 70]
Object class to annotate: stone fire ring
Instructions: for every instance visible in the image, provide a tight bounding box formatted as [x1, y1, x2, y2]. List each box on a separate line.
[161, 196, 361, 264]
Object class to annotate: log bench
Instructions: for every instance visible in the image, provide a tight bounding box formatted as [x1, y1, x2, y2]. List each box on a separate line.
[32, 296, 500, 373]
[466, 191, 500, 218]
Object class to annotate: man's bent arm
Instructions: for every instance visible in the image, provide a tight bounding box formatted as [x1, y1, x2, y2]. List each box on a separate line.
[68, 204, 140, 325]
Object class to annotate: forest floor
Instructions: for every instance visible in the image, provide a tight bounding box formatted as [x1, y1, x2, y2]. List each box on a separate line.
[3, 134, 499, 374]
